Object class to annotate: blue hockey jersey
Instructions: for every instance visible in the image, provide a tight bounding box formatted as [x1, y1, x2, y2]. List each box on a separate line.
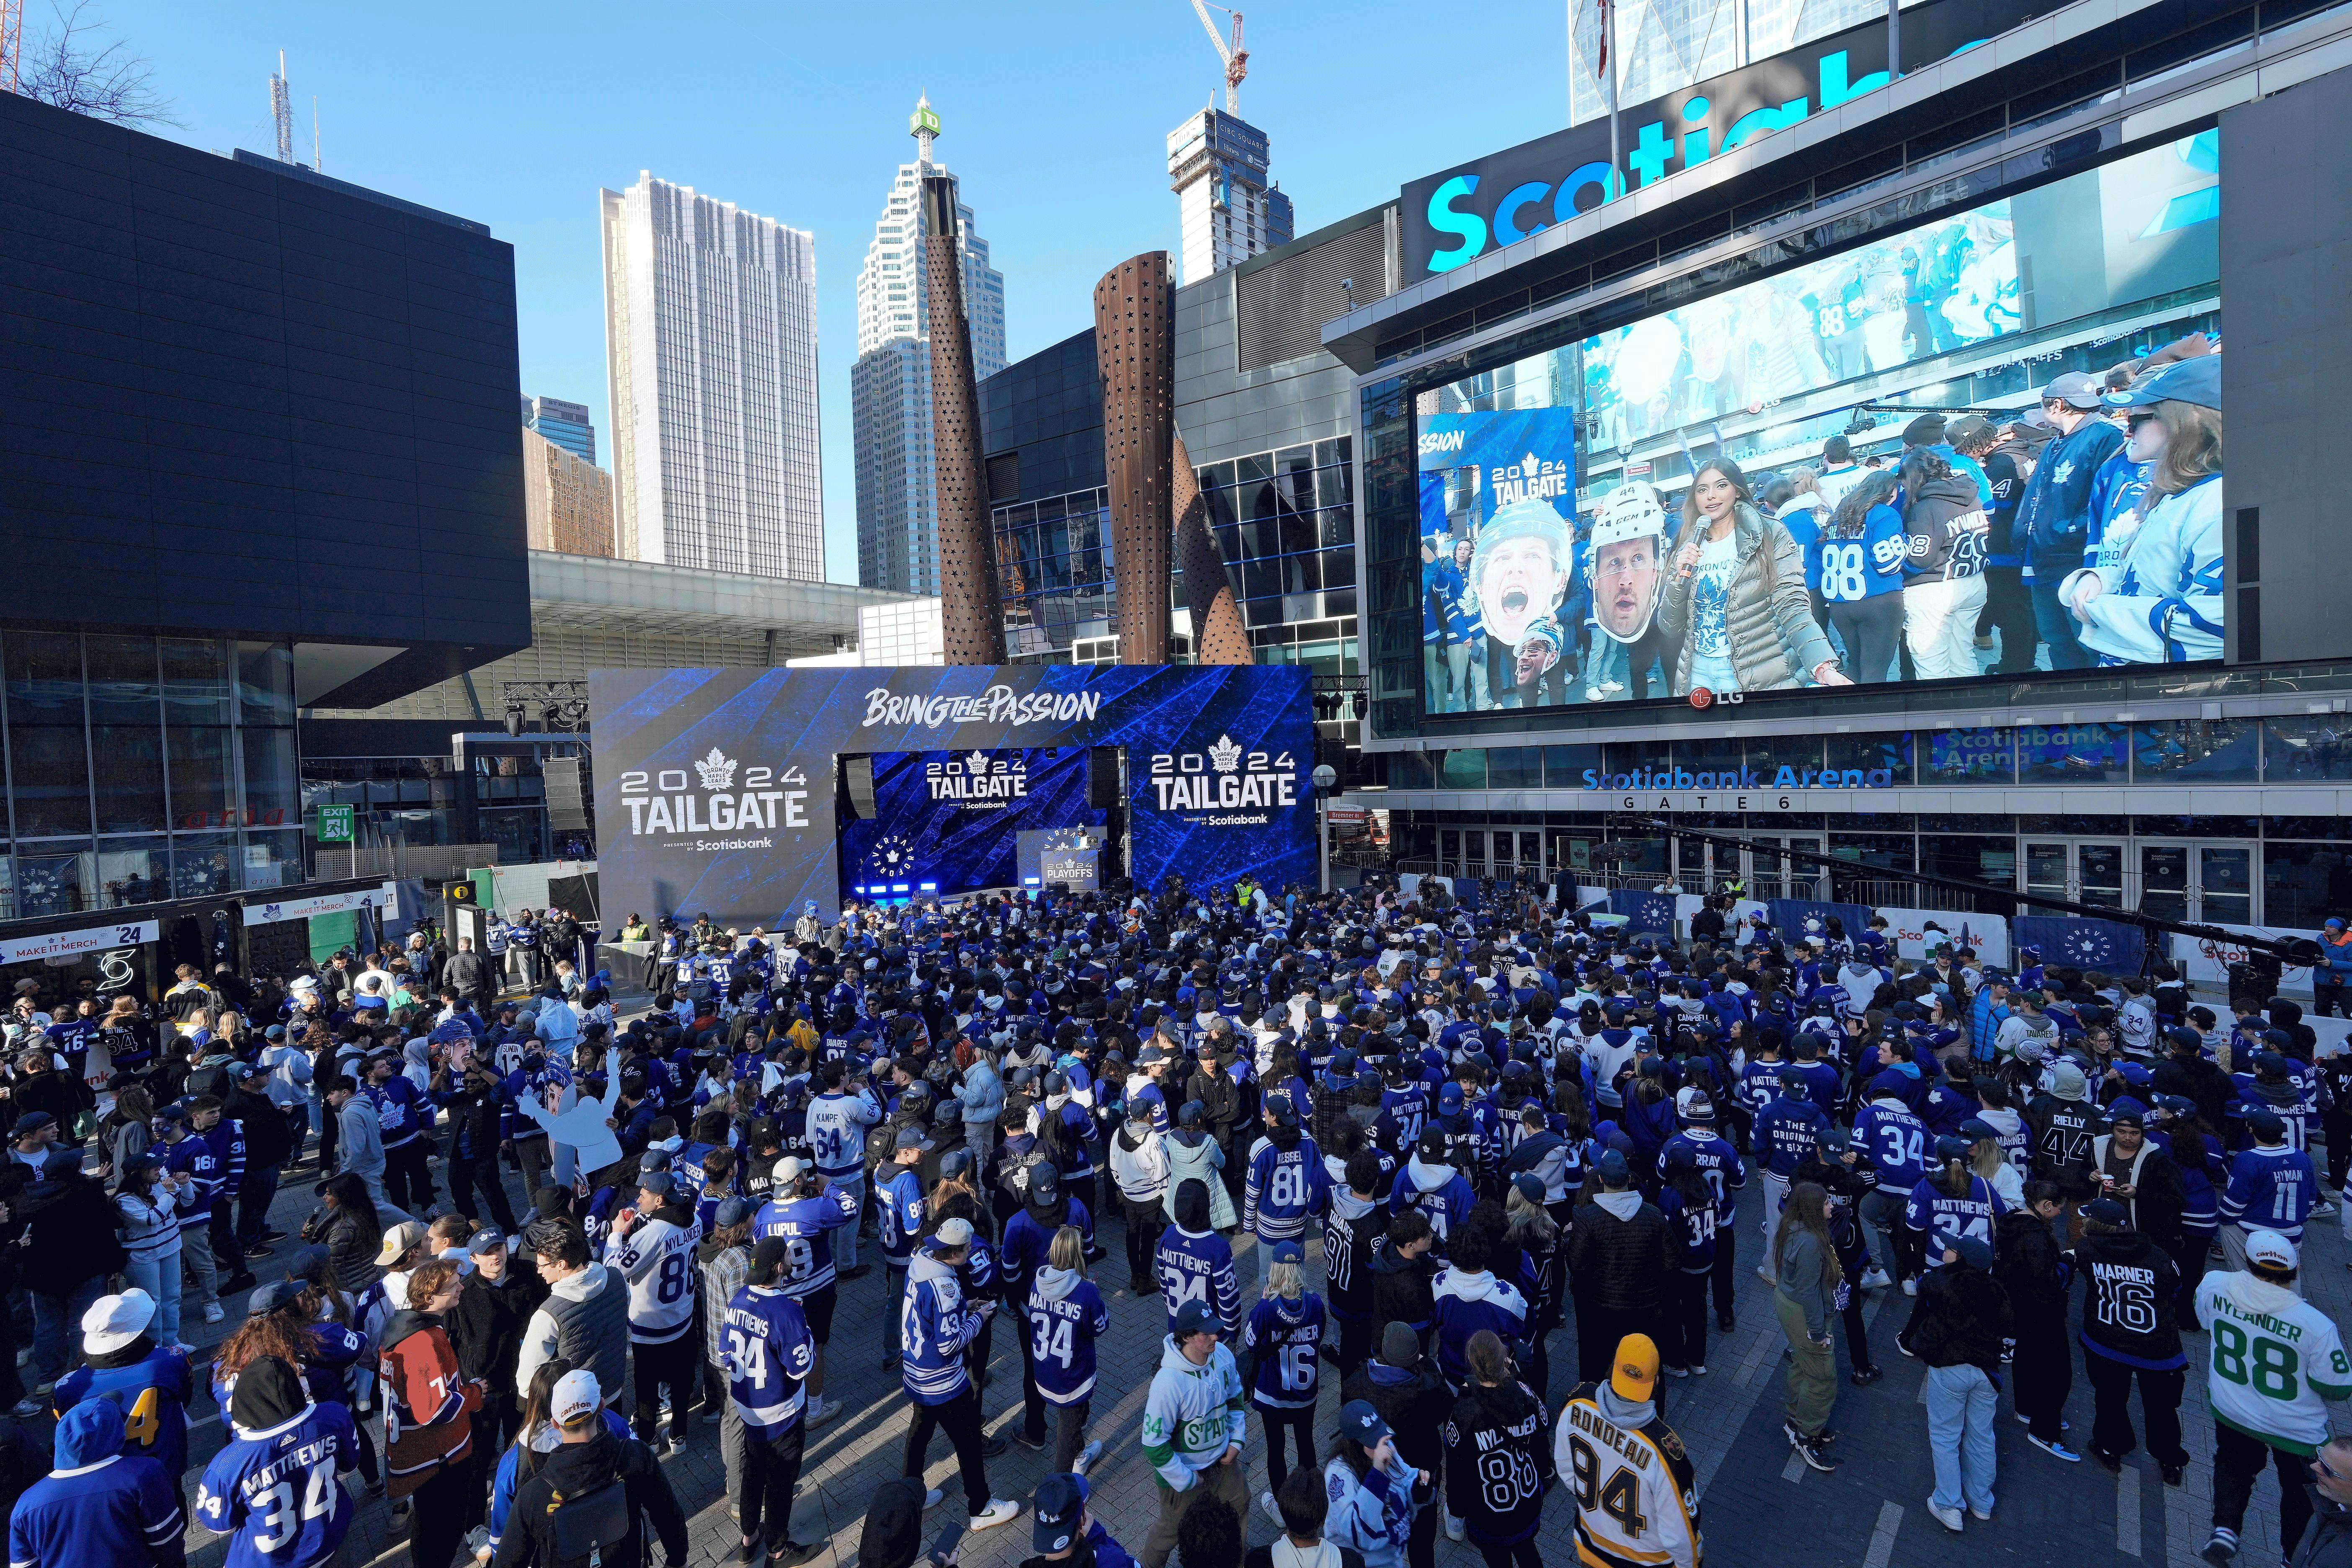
[1153, 1223, 1241, 1338]
[1023, 1269, 1112, 1405]
[1388, 1155, 1475, 1247]
[12, 1400, 185, 1568]
[1854, 1099, 1929, 1193]
[1903, 1173, 2006, 1251]
[2222, 1143, 2318, 1241]
[1755, 1095, 1831, 1178]
[1240, 1291, 1326, 1412]
[876, 1166, 926, 1266]
[1429, 1269, 1526, 1385]
[1244, 1132, 1329, 1242]
[53, 1346, 194, 1482]
[751, 1186, 861, 1297]
[195, 1400, 358, 1568]
[721, 1286, 816, 1437]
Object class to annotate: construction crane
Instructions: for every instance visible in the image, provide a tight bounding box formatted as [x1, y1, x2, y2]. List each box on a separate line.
[0, 0, 25, 97]
[1188, 0, 1248, 115]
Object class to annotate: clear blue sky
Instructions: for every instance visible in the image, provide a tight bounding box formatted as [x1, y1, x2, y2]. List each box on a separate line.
[85, 0, 1571, 583]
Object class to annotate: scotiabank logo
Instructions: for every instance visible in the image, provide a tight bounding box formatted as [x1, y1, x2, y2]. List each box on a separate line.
[618, 748, 810, 837]
[1147, 735, 1298, 816]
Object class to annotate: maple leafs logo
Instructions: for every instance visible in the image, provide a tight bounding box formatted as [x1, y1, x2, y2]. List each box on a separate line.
[966, 750, 992, 776]
[694, 747, 737, 791]
[1208, 735, 1243, 774]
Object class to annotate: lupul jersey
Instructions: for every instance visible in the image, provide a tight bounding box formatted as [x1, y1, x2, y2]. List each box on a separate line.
[196, 1401, 359, 1568]
[720, 1286, 816, 1437]
[750, 1187, 860, 1297]
[605, 1208, 703, 1344]
[1554, 1384, 1702, 1568]
[2196, 1270, 2352, 1454]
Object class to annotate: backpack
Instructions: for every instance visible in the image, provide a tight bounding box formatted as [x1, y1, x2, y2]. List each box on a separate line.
[542, 1480, 636, 1568]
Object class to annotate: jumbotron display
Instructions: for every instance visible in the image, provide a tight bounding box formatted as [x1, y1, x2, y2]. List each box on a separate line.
[1418, 137, 2226, 714]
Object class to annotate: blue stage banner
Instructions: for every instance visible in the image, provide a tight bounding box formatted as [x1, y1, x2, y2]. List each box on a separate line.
[591, 665, 1315, 927]
[839, 748, 1096, 900]
[1609, 889, 1675, 936]
[1768, 900, 1877, 950]
[2012, 916, 2147, 975]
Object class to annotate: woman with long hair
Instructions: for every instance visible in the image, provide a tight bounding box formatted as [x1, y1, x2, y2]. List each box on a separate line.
[1818, 468, 1906, 681]
[1440, 1331, 1555, 1568]
[1773, 1181, 1844, 1471]
[1504, 1179, 1563, 1400]
[1243, 1239, 1326, 1511]
[1323, 1401, 1424, 1568]
[101, 1082, 155, 1179]
[2063, 358, 2225, 663]
[1658, 457, 1852, 696]
[302, 1172, 384, 1294]
[1023, 1224, 1110, 1478]
[1896, 444, 1993, 680]
[1904, 1134, 2002, 1273]
[485, 1358, 629, 1559]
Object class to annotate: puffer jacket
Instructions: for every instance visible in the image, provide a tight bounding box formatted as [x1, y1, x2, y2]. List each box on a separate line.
[1657, 501, 1837, 693]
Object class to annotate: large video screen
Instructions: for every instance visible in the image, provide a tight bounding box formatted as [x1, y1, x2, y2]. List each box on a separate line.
[1417, 136, 2223, 715]
[838, 747, 1100, 900]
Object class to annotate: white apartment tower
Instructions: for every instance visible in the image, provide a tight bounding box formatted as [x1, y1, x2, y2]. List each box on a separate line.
[1166, 107, 1293, 286]
[600, 172, 823, 580]
[852, 98, 1007, 595]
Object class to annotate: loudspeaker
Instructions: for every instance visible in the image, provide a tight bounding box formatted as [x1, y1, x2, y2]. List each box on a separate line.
[1089, 747, 1122, 809]
[544, 756, 588, 830]
[841, 756, 876, 820]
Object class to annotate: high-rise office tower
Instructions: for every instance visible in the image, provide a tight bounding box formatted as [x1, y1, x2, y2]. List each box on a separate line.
[521, 395, 598, 466]
[600, 172, 823, 580]
[1166, 108, 1292, 286]
[852, 98, 1006, 594]
[1568, 0, 1922, 124]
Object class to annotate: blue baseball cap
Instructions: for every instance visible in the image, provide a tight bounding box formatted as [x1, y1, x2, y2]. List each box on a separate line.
[2108, 353, 2220, 412]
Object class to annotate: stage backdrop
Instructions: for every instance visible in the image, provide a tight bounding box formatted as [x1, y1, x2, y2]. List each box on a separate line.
[839, 748, 1098, 900]
[591, 665, 1315, 927]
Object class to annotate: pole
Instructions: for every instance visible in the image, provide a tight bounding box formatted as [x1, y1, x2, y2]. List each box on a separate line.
[1319, 794, 1331, 894]
[1604, 0, 1620, 200]
[1888, 0, 1900, 83]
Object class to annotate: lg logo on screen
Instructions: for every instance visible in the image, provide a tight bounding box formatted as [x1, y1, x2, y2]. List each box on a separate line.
[1688, 689, 1743, 710]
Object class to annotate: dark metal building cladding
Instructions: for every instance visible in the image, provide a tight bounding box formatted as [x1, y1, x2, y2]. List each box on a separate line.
[923, 174, 1005, 663]
[1093, 254, 1176, 663]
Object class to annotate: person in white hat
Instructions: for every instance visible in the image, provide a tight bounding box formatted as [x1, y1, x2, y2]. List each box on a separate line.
[2195, 1232, 2352, 1567]
[51, 1290, 193, 1504]
[490, 1369, 688, 1568]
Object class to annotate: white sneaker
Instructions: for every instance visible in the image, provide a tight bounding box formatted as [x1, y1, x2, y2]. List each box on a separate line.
[1444, 1514, 1466, 1543]
[1901, 1277, 1919, 1297]
[2314, 1200, 2339, 1218]
[202, 1303, 225, 1324]
[923, 1489, 944, 1511]
[1927, 1499, 1964, 1533]
[1970, 1501, 1994, 1521]
[1260, 1491, 1284, 1528]
[1859, 1267, 1892, 1291]
[1692, 1364, 1708, 1376]
[1074, 1440, 1102, 1476]
[807, 1398, 841, 1429]
[1756, 1265, 1777, 1284]
[970, 1499, 1022, 1532]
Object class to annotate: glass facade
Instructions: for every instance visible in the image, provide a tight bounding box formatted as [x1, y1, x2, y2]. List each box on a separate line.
[0, 633, 299, 918]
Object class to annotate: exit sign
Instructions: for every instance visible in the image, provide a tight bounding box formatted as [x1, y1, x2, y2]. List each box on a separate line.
[316, 805, 355, 843]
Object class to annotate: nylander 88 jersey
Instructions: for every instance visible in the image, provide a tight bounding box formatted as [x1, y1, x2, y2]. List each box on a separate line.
[605, 1213, 702, 1344]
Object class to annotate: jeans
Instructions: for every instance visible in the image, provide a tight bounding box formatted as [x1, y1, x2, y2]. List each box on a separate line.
[31, 1279, 104, 1381]
[1903, 575, 1988, 681]
[1828, 595, 1905, 683]
[2029, 574, 2092, 669]
[883, 1264, 908, 1359]
[1925, 1362, 1999, 1514]
[1858, 1188, 1914, 1280]
[237, 1167, 281, 1243]
[122, 1251, 183, 1348]
[1758, 1173, 1789, 1276]
[2213, 1419, 2316, 1558]
[448, 1150, 518, 1231]
[1981, 565, 2037, 672]
[827, 1176, 864, 1270]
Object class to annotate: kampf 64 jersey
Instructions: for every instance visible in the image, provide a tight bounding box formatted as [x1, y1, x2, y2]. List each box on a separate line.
[1554, 1383, 1701, 1568]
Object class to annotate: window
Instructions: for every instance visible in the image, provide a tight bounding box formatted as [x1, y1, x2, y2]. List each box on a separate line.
[2019, 723, 2129, 784]
[1926, 727, 2012, 784]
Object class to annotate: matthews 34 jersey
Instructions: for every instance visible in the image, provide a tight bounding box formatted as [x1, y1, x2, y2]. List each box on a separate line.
[1555, 1384, 1701, 1568]
[195, 1400, 360, 1568]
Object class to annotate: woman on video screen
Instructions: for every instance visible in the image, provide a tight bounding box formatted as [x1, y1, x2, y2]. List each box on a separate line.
[1657, 458, 1852, 696]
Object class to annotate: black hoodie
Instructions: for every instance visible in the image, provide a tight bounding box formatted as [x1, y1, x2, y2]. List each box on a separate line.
[490, 1424, 688, 1568]
[1369, 1238, 1436, 1336]
[1991, 1207, 2068, 1324]
[2073, 1226, 2184, 1369]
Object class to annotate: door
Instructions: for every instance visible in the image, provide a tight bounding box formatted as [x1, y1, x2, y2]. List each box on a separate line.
[2138, 841, 2255, 925]
[1744, 836, 1824, 903]
[2023, 839, 2126, 911]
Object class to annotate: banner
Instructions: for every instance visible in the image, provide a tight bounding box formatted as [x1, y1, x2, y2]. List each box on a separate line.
[1768, 900, 1876, 949]
[1878, 908, 2010, 968]
[243, 882, 400, 928]
[0, 919, 157, 966]
[1609, 889, 1675, 936]
[593, 665, 1314, 928]
[2012, 916, 2146, 975]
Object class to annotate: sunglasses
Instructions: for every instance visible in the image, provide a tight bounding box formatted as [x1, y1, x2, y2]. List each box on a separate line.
[2126, 412, 2164, 430]
[2319, 1455, 2348, 1483]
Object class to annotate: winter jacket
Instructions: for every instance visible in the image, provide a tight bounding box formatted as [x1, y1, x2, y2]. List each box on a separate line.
[1897, 1261, 2013, 1375]
[1139, 1334, 1247, 1491]
[2021, 413, 2126, 573]
[1368, 1240, 1437, 1339]
[953, 1057, 1004, 1140]
[1991, 1207, 2069, 1324]
[22, 1171, 124, 1291]
[1442, 1380, 1555, 1547]
[446, 1268, 544, 1395]
[1185, 1067, 1243, 1147]
[1656, 502, 1837, 693]
[1567, 1189, 1669, 1312]
[2291, 1495, 2352, 1568]
[1429, 1268, 1528, 1385]
[487, 1425, 687, 1568]
[1110, 1123, 1171, 1204]
[2090, 1133, 2186, 1243]
[513, 1262, 629, 1411]
[1161, 1130, 1235, 1228]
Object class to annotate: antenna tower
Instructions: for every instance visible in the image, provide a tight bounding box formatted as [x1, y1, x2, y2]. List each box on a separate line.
[271, 51, 293, 162]
[0, 0, 23, 96]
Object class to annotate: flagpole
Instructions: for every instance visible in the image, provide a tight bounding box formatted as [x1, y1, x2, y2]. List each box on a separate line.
[1603, 0, 1620, 200]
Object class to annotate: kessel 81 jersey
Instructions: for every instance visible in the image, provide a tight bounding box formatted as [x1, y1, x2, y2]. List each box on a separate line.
[1554, 1383, 1701, 1568]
